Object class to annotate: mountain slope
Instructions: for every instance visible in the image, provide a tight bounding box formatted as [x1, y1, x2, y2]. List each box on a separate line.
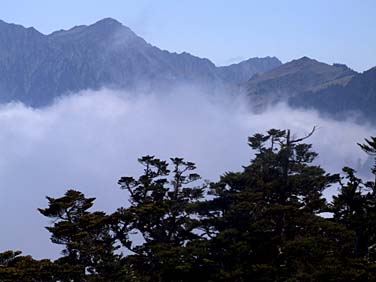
[246, 57, 357, 106]
[245, 56, 376, 121]
[0, 18, 282, 107]
[290, 66, 376, 121]
[217, 56, 282, 84]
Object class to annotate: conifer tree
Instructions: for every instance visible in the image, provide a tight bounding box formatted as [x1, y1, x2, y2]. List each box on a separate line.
[329, 136, 376, 279]
[3, 129, 376, 281]
[358, 136, 376, 187]
[197, 129, 359, 281]
[111, 156, 205, 282]
[39, 190, 125, 281]
[0, 250, 55, 281]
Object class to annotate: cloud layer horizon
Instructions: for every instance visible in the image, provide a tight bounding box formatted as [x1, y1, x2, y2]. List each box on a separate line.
[0, 88, 373, 259]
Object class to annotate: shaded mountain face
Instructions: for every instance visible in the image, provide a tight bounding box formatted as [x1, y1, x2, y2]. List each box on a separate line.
[290, 66, 376, 122]
[245, 57, 357, 107]
[0, 18, 281, 107]
[245, 56, 376, 121]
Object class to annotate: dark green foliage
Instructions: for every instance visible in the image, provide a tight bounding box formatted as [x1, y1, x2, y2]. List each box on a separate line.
[195, 129, 352, 281]
[358, 136, 376, 185]
[38, 190, 126, 281]
[2, 130, 376, 281]
[0, 251, 55, 281]
[358, 137, 376, 156]
[330, 166, 376, 279]
[111, 156, 205, 282]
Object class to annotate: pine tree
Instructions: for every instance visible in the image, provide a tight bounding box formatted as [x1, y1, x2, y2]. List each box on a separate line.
[358, 136, 376, 187]
[111, 156, 205, 282]
[329, 136, 376, 279]
[197, 129, 360, 281]
[0, 250, 55, 281]
[3, 129, 376, 281]
[38, 190, 125, 281]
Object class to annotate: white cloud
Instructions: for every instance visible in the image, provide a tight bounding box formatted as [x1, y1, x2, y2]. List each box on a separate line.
[0, 88, 373, 259]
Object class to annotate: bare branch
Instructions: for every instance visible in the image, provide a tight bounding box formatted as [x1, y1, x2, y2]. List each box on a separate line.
[291, 126, 317, 144]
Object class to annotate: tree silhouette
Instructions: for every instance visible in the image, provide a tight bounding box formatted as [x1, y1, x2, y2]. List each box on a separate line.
[2, 129, 376, 281]
[38, 190, 125, 281]
[111, 156, 205, 282]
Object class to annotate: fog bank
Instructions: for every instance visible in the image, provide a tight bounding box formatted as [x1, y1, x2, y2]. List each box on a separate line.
[0, 88, 373, 259]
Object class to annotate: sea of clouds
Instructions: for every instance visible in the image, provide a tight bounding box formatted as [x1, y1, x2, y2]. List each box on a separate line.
[0, 87, 374, 259]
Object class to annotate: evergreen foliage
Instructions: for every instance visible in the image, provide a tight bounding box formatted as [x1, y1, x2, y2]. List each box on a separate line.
[1, 130, 375, 281]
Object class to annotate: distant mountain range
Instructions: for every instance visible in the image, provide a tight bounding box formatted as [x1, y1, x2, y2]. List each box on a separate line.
[290, 66, 376, 121]
[0, 18, 375, 121]
[245, 57, 376, 121]
[0, 18, 280, 106]
[246, 57, 356, 106]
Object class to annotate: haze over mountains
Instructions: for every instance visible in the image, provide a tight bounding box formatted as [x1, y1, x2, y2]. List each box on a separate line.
[0, 18, 375, 121]
[290, 65, 376, 121]
[0, 17, 375, 260]
[246, 57, 356, 106]
[246, 57, 376, 121]
[0, 18, 281, 106]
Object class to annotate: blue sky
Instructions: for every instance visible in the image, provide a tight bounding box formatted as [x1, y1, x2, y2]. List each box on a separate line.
[1, 0, 375, 71]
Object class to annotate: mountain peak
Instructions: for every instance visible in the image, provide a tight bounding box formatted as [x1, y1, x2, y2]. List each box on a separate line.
[48, 17, 143, 47]
[49, 18, 125, 36]
[87, 17, 126, 34]
[92, 18, 123, 28]
[246, 57, 358, 101]
[0, 19, 44, 40]
[292, 56, 318, 65]
[299, 56, 314, 61]
[86, 18, 140, 42]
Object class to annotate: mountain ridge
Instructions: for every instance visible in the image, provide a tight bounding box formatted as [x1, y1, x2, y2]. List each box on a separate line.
[245, 56, 376, 121]
[0, 18, 282, 106]
[290, 66, 376, 121]
[247, 56, 357, 95]
[0, 18, 374, 122]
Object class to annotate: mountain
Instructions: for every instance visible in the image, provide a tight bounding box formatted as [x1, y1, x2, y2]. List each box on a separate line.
[245, 56, 376, 121]
[290, 66, 376, 121]
[245, 56, 357, 108]
[0, 18, 281, 107]
[217, 57, 283, 85]
[1, 18, 374, 121]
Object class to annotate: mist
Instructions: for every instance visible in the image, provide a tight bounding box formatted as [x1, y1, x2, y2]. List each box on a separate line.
[0, 87, 374, 259]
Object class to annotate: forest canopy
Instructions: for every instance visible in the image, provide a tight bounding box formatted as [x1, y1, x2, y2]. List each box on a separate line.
[1, 129, 375, 282]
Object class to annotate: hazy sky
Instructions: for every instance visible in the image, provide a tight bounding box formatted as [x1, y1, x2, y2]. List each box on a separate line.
[1, 0, 375, 71]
